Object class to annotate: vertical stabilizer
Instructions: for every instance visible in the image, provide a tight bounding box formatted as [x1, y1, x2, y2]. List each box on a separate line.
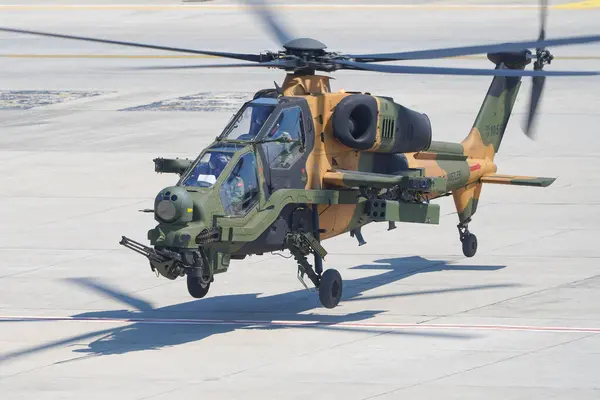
[461, 51, 531, 160]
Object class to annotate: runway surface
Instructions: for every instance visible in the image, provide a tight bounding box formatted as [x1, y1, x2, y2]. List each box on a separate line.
[1, 1, 600, 399]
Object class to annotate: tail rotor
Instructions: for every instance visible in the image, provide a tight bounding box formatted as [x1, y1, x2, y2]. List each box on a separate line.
[523, 0, 554, 139]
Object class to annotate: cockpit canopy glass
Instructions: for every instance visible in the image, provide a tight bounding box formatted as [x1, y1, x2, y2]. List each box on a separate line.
[221, 99, 277, 141]
[180, 150, 233, 188]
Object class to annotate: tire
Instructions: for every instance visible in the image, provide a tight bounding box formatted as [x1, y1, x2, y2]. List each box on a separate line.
[461, 234, 478, 258]
[187, 275, 211, 298]
[319, 269, 343, 309]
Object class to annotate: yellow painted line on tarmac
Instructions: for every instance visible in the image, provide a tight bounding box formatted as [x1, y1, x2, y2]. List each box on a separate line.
[1, 54, 599, 60]
[554, 0, 600, 9]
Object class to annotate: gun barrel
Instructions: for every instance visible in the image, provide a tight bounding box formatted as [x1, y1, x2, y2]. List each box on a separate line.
[119, 236, 167, 263]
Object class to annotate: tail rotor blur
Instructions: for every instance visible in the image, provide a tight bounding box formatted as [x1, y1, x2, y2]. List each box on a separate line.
[523, 0, 553, 139]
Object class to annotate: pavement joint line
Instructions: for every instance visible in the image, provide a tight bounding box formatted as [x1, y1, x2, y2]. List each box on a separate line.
[2, 315, 599, 333]
[361, 331, 599, 399]
[432, 271, 600, 323]
[0, 327, 118, 378]
[135, 324, 390, 399]
[6, 198, 148, 235]
[0, 249, 110, 280]
[409, 229, 577, 325]
[487, 228, 571, 254]
[214, 328, 392, 386]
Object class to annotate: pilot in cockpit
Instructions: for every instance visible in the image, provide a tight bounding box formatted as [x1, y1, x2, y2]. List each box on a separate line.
[236, 106, 273, 141]
[182, 152, 230, 188]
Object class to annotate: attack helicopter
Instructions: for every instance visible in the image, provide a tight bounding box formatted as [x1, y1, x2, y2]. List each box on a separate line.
[3, 0, 599, 309]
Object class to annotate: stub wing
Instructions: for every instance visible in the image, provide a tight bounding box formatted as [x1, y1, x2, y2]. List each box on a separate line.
[323, 169, 447, 192]
[481, 174, 556, 187]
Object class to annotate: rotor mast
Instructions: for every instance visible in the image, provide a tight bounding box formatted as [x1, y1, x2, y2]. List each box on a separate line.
[278, 38, 333, 96]
[281, 74, 332, 96]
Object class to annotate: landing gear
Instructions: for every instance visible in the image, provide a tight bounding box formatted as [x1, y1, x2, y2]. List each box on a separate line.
[186, 250, 213, 299]
[187, 275, 211, 298]
[286, 231, 343, 309]
[319, 268, 343, 309]
[461, 233, 478, 258]
[458, 219, 478, 258]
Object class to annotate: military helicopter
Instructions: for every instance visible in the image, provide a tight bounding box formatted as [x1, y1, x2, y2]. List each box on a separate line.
[3, 0, 599, 309]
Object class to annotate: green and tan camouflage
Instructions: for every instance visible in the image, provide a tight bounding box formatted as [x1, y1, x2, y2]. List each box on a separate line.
[4, 0, 597, 307]
[118, 53, 556, 307]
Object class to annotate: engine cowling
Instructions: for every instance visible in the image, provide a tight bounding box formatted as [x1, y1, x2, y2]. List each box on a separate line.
[331, 94, 432, 153]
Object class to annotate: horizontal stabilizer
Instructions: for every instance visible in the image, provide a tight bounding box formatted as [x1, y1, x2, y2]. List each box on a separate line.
[481, 174, 556, 187]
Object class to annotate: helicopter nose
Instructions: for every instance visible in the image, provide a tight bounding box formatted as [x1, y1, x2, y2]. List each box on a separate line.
[154, 186, 194, 224]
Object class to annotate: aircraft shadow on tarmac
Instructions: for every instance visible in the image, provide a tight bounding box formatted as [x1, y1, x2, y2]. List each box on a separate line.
[0, 256, 517, 362]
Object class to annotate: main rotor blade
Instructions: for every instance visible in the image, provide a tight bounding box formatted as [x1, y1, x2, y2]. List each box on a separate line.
[241, 0, 294, 47]
[334, 60, 600, 77]
[524, 75, 546, 139]
[131, 60, 293, 70]
[349, 34, 600, 62]
[0, 27, 263, 62]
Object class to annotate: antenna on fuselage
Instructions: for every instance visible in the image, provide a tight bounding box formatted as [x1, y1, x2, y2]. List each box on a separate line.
[274, 81, 283, 96]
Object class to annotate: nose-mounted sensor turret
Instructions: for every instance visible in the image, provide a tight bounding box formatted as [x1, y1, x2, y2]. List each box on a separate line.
[154, 186, 195, 224]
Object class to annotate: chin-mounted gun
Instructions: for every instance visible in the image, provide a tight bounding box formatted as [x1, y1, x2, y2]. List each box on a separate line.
[119, 236, 188, 279]
[119, 236, 178, 263]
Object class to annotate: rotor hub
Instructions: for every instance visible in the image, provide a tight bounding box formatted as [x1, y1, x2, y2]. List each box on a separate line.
[260, 38, 343, 75]
[283, 37, 327, 52]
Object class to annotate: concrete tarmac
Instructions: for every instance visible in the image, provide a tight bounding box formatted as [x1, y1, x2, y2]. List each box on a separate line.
[1, 1, 600, 399]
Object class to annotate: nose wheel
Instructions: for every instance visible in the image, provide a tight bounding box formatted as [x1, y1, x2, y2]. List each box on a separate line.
[458, 219, 478, 258]
[187, 275, 211, 298]
[186, 255, 213, 299]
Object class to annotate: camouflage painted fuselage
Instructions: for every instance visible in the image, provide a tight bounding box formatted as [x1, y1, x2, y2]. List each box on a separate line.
[143, 54, 555, 280]
[279, 67, 521, 240]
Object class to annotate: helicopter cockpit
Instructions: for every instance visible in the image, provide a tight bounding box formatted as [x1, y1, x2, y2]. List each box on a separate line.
[220, 97, 278, 142]
[180, 149, 233, 188]
[176, 95, 313, 219]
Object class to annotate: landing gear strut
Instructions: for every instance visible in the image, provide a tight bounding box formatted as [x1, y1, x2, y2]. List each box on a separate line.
[286, 231, 343, 309]
[458, 219, 477, 258]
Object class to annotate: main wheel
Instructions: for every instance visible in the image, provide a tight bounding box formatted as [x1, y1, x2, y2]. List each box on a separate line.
[187, 275, 211, 299]
[461, 233, 478, 258]
[319, 269, 343, 309]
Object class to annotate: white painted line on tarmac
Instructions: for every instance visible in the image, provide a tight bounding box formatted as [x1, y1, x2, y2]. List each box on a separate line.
[2, 315, 599, 333]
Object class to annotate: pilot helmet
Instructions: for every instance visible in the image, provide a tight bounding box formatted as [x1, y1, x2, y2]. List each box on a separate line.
[209, 153, 229, 171]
